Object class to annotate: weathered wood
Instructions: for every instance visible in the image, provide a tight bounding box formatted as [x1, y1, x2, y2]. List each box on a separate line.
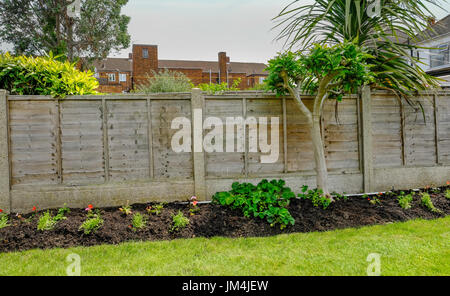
[102, 99, 110, 182]
[434, 95, 440, 165]
[147, 98, 154, 179]
[191, 89, 206, 200]
[0, 90, 11, 212]
[361, 86, 374, 192]
[283, 98, 288, 174]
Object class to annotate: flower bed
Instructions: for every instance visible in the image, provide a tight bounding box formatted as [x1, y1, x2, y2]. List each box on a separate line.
[1, 184, 449, 253]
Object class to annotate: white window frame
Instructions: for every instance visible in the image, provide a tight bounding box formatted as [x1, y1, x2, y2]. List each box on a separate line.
[108, 73, 116, 82]
[119, 73, 127, 82]
[143, 48, 149, 59]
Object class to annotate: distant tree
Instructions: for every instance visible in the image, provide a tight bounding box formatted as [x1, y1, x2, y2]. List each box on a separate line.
[0, 0, 130, 65]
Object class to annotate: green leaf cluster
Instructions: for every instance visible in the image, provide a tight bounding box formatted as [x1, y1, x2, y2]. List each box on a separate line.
[0, 52, 99, 98]
[170, 211, 189, 233]
[397, 192, 414, 210]
[197, 78, 242, 94]
[298, 185, 332, 210]
[212, 179, 296, 230]
[136, 69, 192, 93]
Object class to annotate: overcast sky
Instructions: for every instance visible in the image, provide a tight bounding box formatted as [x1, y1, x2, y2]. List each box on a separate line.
[115, 0, 449, 63]
[1, 0, 448, 63]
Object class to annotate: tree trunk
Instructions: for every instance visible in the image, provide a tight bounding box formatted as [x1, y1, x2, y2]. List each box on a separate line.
[310, 115, 330, 196]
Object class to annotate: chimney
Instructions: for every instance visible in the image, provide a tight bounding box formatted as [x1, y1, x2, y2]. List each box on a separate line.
[218, 52, 228, 84]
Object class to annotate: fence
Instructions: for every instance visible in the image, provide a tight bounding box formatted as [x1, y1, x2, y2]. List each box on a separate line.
[0, 88, 449, 213]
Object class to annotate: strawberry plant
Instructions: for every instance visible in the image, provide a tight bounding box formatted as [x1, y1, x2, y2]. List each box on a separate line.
[212, 179, 296, 230]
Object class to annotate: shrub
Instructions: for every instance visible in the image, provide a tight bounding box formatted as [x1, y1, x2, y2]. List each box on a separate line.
[298, 186, 333, 209]
[445, 190, 450, 200]
[197, 78, 241, 94]
[131, 213, 147, 232]
[212, 179, 296, 229]
[170, 211, 189, 233]
[397, 192, 414, 210]
[79, 211, 104, 235]
[136, 69, 192, 93]
[0, 52, 99, 98]
[420, 193, 442, 214]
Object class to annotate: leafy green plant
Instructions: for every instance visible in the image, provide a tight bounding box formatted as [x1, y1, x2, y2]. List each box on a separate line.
[298, 186, 333, 209]
[131, 213, 147, 232]
[398, 192, 414, 210]
[0, 210, 9, 229]
[136, 69, 192, 93]
[119, 201, 133, 216]
[146, 204, 165, 215]
[445, 190, 450, 200]
[79, 210, 104, 235]
[197, 78, 241, 94]
[189, 196, 200, 216]
[212, 179, 296, 229]
[37, 205, 70, 231]
[420, 193, 442, 214]
[0, 52, 99, 98]
[170, 211, 189, 233]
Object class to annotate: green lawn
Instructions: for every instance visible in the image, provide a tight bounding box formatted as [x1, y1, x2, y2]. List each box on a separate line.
[1, 217, 449, 276]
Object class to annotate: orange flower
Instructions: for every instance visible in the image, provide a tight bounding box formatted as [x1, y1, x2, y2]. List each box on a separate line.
[32, 206, 37, 212]
[193, 201, 198, 207]
[447, 181, 450, 186]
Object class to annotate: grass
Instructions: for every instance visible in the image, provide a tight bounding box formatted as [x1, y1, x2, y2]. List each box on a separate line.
[0, 217, 449, 276]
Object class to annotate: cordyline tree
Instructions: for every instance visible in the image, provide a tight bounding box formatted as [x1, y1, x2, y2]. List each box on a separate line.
[266, 42, 374, 197]
[267, 0, 446, 198]
[0, 0, 130, 66]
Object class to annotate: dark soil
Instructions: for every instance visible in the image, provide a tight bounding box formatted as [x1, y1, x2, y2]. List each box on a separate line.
[1, 188, 449, 253]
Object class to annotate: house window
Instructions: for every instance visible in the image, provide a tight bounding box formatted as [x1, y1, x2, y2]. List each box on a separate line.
[119, 74, 127, 82]
[108, 73, 116, 82]
[143, 48, 149, 59]
[430, 44, 449, 68]
[259, 77, 265, 84]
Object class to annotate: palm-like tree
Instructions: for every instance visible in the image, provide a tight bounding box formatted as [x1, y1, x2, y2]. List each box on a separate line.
[274, 0, 447, 96]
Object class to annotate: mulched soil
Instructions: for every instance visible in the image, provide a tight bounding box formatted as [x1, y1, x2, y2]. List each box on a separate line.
[1, 188, 449, 253]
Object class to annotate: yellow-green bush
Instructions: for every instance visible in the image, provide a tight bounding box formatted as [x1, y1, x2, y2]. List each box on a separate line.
[0, 53, 99, 98]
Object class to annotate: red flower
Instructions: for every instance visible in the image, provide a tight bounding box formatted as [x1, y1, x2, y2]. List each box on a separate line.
[447, 181, 450, 186]
[32, 206, 37, 212]
[0, 209, 3, 213]
[192, 201, 198, 207]
[88, 204, 93, 209]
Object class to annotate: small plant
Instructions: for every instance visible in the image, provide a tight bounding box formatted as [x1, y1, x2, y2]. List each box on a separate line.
[445, 190, 450, 200]
[197, 78, 242, 94]
[136, 69, 192, 93]
[189, 196, 200, 216]
[170, 211, 189, 233]
[298, 185, 332, 209]
[397, 192, 414, 210]
[213, 179, 296, 229]
[368, 194, 382, 205]
[36, 205, 70, 231]
[79, 205, 104, 235]
[146, 203, 164, 215]
[131, 213, 147, 232]
[420, 192, 442, 214]
[0, 209, 10, 229]
[119, 201, 133, 216]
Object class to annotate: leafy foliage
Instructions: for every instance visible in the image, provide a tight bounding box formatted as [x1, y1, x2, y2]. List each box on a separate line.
[298, 185, 333, 210]
[0, 0, 131, 64]
[136, 69, 192, 93]
[446, 190, 450, 200]
[37, 205, 69, 231]
[266, 42, 374, 99]
[212, 179, 296, 229]
[197, 78, 242, 94]
[420, 192, 442, 214]
[398, 192, 414, 210]
[0, 52, 99, 97]
[146, 204, 165, 215]
[274, 0, 442, 97]
[170, 211, 189, 233]
[0, 213, 9, 229]
[131, 213, 147, 232]
[119, 201, 133, 216]
[79, 210, 104, 235]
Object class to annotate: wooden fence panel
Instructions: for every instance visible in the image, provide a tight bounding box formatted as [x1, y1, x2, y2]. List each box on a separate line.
[205, 99, 245, 177]
[438, 93, 450, 164]
[285, 99, 315, 172]
[404, 96, 436, 166]
[107, 100, 150, 181]
[323, 98, 360, 172]
[246, 99, 285, 175]
[60, 100, 104, 185]
[9, 100, 59, 185]
[151, 100, 193, 179]
[371, 94, 403, 168]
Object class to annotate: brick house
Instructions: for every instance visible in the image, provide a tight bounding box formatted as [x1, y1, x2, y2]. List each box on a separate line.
[93, 44, 268, 93]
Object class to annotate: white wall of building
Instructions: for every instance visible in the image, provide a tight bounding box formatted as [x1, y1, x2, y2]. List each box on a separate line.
[415, 33, 450, 72]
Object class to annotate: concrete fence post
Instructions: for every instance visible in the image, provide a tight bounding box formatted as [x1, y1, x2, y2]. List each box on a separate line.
[191, 88, 207, 200]
[0, 90, 11, 213]
[361, 86, 374, 192]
